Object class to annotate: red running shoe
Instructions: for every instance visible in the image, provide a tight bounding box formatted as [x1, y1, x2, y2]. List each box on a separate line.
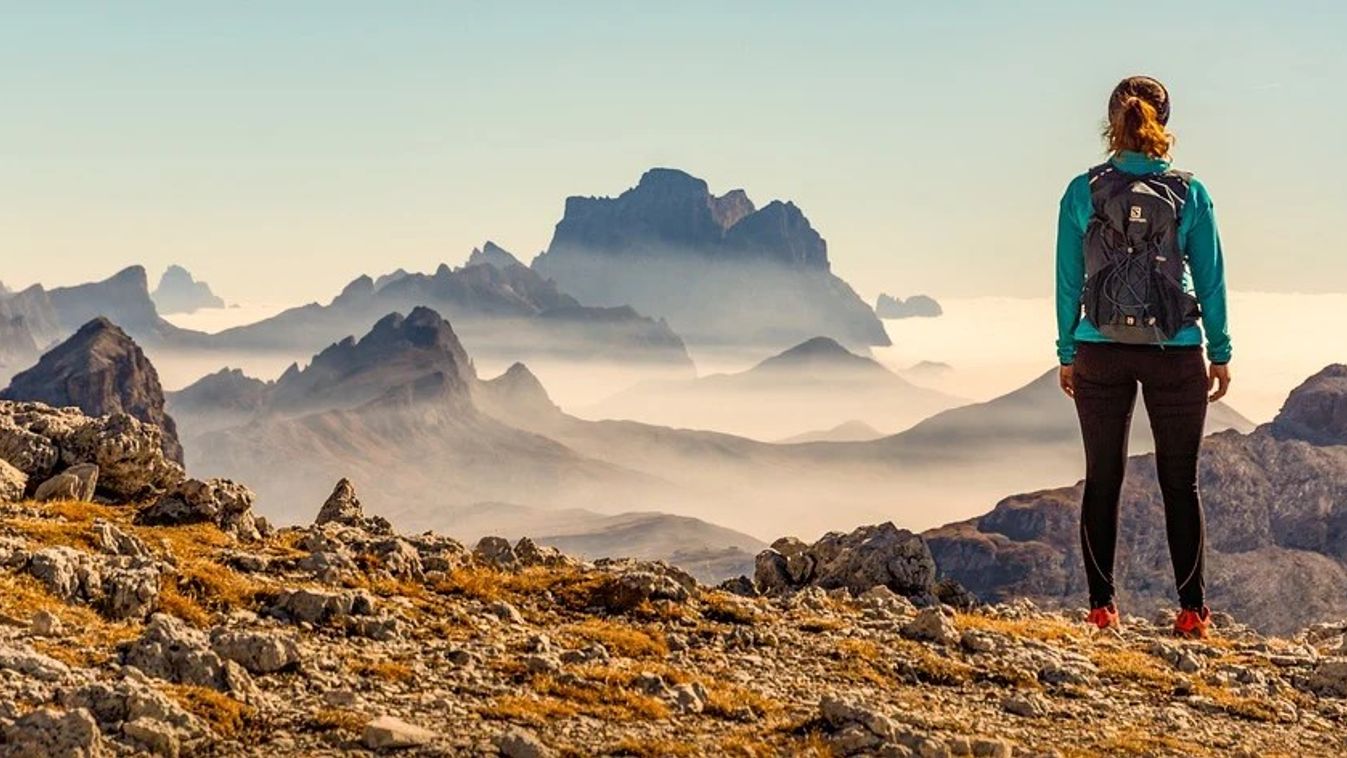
[1086, 603, 1120, 630]
[1174, 607, 1212, 639]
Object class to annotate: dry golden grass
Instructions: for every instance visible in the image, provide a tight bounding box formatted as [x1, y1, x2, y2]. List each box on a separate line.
[956, 612, 1084, 644]
[701, 593, 761, 625]
[890, 638, 976, 685]
[480, 694, 579, 725]
[700, 681, 782, 722]
[352, 659, 415, 684]
[531, 673, 670, 720]
[308, 708, 365, 734]
[157, 580, 213, 627]
[0, 572, 140, 666]
[1191, 682, 1279, 722]
[832, 638, 890, 686]
[167, 684, 254, 738]
[1089, 648, 1180, 689]
[565, 618, 669, 659]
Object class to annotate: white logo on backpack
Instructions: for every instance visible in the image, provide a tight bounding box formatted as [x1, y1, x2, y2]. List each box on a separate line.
[1129, 205, 1146, 222]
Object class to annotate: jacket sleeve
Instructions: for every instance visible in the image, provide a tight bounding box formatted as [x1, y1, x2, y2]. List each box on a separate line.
[1055, 175, 1089, 365]
[1185, 179, 1232, 364]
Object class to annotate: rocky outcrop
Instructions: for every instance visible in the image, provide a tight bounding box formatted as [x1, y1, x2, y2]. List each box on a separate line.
[0, 318, 183, 464]
[927, 366, 1347, 635]
[136, 478, 266, 541]
[150, 265, 225, 314]
[754, 522, 942, 601]
[0, 401, 183, 500]
[44, 266, 191, 345]
[1271, 364, 1347, 445]
[532, 168, 889, 350]
[876, 293, 943, 319]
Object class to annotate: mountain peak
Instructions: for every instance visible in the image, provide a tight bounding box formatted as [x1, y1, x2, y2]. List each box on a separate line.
[151, 265, 225, 315]
[466, 242, 525, 270]
[0, 317, 182, 463]
[1272, 364, 1347, 445]
[267, 307, 475, 416]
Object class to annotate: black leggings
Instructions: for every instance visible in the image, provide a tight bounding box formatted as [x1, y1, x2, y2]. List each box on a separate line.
[1072, 342, 1209, 610]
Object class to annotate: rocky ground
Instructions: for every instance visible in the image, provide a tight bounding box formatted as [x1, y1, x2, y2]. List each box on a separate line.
[2, 401, 1347, 756]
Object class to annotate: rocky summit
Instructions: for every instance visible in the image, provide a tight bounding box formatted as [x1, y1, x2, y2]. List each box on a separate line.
[1, 402, 1346, 756]
[532, 168, 890, 351]
[1, 318, 184, 464]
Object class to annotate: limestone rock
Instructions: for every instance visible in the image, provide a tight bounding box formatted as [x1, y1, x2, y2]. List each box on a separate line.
[136, 478, 262, 540]
[34, 463, 99, 502]
[757, 522, 940, 599]
[901, 606, 961, 646]
[0, 458, 25, 502]
[362, 715, 435, 750]
[496, 726, 554, 758]
[210, 628, 301, 674]
[314, 478, 391, 534]
[121, 615, 256, 697]
[0, 707, 104, 758]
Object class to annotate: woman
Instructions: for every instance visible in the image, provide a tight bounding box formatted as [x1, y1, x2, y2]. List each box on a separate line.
[1055, 75, 1232, 638]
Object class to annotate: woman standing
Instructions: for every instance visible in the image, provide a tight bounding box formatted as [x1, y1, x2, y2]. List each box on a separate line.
[1055, 76, 1232, 638]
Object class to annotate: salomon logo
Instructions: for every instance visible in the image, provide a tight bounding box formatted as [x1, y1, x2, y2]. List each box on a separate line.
[1129, 206, 1144, 221]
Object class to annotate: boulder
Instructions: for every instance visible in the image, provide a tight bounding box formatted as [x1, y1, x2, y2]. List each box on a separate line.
[0, 707, 104, 758]
[0, 458, 26, 501]
[756, 523, 938, 599]
[901, 606, 960, 646]
[136, 478, 261, 541]
[34, 463, 99, 502]
[28, 546, 102, 601]
[60, 412, 183, 500]
[268, 588, 375, 625]
[474, 536, 517, 569]
[209, 628, 301, 674]
[121, 615, 255, 698]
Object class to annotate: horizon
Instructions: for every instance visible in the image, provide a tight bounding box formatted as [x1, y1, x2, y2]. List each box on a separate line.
[5, 2, 1346, 304]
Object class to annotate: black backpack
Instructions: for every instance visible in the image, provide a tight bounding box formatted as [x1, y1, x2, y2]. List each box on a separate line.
[1080, 162, 1200, 344]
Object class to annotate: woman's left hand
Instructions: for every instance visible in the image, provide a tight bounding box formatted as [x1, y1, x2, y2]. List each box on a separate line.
[1208, 363, 1231, 402]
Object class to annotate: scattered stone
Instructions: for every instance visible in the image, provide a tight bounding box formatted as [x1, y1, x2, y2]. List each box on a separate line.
[1002, 692, 1049, 718]
[210, 628, 302, 674]
[314, 478, 391, 534]
[756, 522, 939, 598]
[121, 614, 256, 697]
[496, 726, 553, 758]
[0, 707, 104, 758]
[34, 463, 99, 502]
[362, 715, 435, 750]
[902, 606, 960, 646]
[30, 609, 63, 637]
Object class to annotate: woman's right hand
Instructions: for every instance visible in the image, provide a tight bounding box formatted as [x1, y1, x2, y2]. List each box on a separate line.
[1059, 364, 1076, 398]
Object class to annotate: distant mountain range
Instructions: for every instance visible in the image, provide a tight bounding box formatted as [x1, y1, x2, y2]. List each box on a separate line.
[927, 365, 1347, 635]
[532, 168, 889, 352]
[202, 243, 693, 372]
[587, 336, 964, 440]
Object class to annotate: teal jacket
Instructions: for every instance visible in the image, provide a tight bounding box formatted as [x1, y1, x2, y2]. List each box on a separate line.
[1055, 151, 1231, 365]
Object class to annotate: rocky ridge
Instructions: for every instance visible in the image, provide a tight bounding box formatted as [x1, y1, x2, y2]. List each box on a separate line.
[0, 401, 1345, 756]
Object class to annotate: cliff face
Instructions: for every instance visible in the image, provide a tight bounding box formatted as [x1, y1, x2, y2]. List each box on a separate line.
[533, 168, 889, 350]
[925, 366, 1347, 635]
[0, 318, 183, 464]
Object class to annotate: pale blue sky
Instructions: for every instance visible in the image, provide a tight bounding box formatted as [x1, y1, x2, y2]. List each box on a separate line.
[3, 1, 1344, 303]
